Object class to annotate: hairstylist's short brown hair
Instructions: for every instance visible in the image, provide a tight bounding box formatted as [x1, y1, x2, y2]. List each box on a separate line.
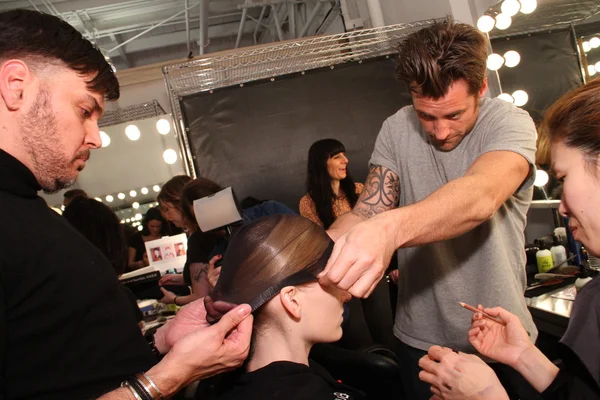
[395, 18, 488, 99]
[541, 78, 600, 174]
[157, 175, 192, 207]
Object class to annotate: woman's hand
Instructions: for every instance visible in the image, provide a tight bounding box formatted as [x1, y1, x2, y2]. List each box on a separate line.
[468, 306, 533, 368]
[419, 346, 509, 400]
[159, 273, 185, 286]
[158, 287, 177, 304]
[207, 255, 222, 288]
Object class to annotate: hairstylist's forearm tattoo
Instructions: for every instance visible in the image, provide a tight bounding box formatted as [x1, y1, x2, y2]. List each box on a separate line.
[191, 263, 209, 282]
[352, 166, 400, 219]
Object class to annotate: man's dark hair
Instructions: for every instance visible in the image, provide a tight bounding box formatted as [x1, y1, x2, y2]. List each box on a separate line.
[63, 189, 88, 200]
[395, 18, 488, 99]
[0, 9, 119, 100]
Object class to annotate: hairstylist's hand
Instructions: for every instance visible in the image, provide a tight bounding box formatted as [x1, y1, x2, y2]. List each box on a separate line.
[158, 287, 177, 304]
[159, 273, 185, 286]
[320, 213, 398, 297]
[146, 304, 253, 396]
[419, 346, 509, 400]
[207, 255, 222, 288]
[468, 306, 533, 367]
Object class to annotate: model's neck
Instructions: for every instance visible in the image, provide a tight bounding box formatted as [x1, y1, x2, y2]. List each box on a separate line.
[331, 179, 341, 196]
[246, 328, 311, 372]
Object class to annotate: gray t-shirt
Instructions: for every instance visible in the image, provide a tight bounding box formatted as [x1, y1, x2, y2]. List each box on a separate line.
[370, 97, 538, 352]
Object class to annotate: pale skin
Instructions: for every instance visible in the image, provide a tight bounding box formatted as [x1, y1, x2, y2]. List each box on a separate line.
[0, 59, 253, 399]
[321, 78, 532, 297]
[159, 254, 222, 305]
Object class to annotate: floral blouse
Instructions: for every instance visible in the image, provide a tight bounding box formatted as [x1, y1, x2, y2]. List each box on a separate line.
[299, 183, 364, 227]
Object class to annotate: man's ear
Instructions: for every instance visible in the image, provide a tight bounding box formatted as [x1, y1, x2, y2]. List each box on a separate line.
[279, 286, 302, 319]
[0, 60, 32, 111]
[479, 77, 489, 98]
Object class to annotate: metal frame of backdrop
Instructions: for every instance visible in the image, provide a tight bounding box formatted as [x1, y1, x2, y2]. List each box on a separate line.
[162, 19, 437, 177]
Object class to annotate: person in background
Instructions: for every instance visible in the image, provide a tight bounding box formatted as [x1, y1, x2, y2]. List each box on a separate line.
[159, 177, 297, 306]
[299, 138, 363, 229]
[321, 19, 538, 399]
[63, 196, 143, 325]
[209, 214, 362, 400]
[157, 175, 193, 232]
[128, 207, 169, 270]
[62, 188, 87, 208]
[0, 9, 252, 399]
[418, 78, 600, 400]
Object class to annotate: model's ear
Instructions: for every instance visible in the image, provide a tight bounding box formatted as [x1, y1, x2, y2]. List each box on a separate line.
[278, 286, 302, 319]
[0, 60, 32, 111]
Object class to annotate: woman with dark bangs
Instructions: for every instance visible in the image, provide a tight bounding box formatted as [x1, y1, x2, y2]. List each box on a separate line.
[300, 139, 363, 229]
[207, 214, 363, 400]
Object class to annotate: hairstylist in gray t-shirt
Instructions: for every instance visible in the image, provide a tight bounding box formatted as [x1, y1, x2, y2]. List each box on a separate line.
[320, 19, 538, 400]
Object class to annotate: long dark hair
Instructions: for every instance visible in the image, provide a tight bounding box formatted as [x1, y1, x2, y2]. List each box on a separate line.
[63, 197, 128, 275]
[306, 139, 358, 228]
[141, 207, 170, 236]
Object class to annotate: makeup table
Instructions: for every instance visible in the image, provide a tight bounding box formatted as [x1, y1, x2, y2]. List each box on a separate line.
[526, 284, 574, 337]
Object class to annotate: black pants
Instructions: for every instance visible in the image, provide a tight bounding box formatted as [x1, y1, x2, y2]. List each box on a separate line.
[396, 340, 543, 400]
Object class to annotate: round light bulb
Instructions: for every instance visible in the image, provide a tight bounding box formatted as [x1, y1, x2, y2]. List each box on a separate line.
[512, 90, 529, 107]
[105, 195, 114, 203]
[163, 149, 178, 165]
[583, 41, 592, 53]
[117, 192, 125, 200]
[588, 65, 597, 76]
[141, 187, 149, 195]
[125, 124, 141, 141]
[126, 218, 131, 223]
[129, 190, 137, 198]
[477, 15, 495, 33]
[94, 197, 102, 202]
[138, 225, 143, 231]
[135, 213, 142, 220]
[153, 185, 161, 192]
[497, 93, 514, 103]
[534, 170, 549, 187]
[503, 50, 521, 67]
[591, 37, 600, 49]
[519, 0, 537, 14]
[486, 53, 505, 71]
[595, 62, 600, 72]
[156, 119, 171, 135]
[132, 202, 140, 209]
[501, 0, 520, 17]
[99, 131, 111, 148]
[495, 13, 512, 30]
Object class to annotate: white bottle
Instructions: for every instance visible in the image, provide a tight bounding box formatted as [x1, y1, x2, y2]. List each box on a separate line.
[536, 249, 554, 273]
[551, 240, 568, 269]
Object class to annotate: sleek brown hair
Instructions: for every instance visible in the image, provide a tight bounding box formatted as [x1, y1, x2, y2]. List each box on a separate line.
[157, 175, 193, 208]
[180, 177, 224, 224]
[541, 78, 600, 174]
[207, 214, 331, 316]
[0, 9, 119, 100]
[395, 18, 488, 99]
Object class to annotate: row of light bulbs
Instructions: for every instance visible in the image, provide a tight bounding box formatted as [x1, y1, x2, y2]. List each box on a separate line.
[487, 50, 521, 71]
[497, 90, 529, 107]
[94, 184, 162, 205]
[99, 118, 172, 148]
[582, 38, 600, 53]
[477, 0, 537, 33]
[587, 62, 600, 77]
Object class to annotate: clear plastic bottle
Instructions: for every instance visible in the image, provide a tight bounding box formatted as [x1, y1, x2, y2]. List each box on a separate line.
[550, 238, 568, 269]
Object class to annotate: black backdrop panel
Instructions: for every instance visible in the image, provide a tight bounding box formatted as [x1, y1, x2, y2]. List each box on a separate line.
[180, 57, 410, 210]
[492, 30, 582, 123]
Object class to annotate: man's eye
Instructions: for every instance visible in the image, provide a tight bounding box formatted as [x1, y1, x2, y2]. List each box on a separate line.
[82, 109, 91, 117]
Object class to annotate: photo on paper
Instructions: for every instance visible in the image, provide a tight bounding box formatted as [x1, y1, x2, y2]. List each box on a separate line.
[174, 242, 186, 257]
[150, 247, 163, 262]
[162, 244, 176, 259]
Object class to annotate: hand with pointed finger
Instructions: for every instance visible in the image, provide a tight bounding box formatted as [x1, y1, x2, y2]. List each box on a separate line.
[321, 213, 398, 298]
[418, 346, 509, 400]
[468, 306, 533, 367]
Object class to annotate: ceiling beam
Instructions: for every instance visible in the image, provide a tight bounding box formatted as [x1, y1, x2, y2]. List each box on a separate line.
[109, 34, 132, 68]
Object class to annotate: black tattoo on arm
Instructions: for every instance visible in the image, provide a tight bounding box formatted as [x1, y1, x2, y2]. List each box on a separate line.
[190, 262, 209, 283]
[352, 165, 400, 219]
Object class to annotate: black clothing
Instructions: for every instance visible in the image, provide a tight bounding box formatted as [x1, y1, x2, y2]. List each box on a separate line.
[541, 347, 600, 400]
[182, 230, 218, 287]
[128, 232, 146, 263]
[216, 361, 364, 400]
[0, 149, 156, 400]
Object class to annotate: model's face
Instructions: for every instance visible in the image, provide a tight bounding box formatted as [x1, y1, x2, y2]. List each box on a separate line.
[297, 282, 351, 344]
[18, 66, 104, 192]
[327, 152, 348, 181]
[552, 141, 600, 256]
[160, 201, 185, 227]
[412, 79, 486, 152]
[147, 220, 162, 236]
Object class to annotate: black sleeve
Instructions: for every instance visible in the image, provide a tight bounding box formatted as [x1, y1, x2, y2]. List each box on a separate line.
[0, 255, 6, 394]
[120, 285, 143, 323]
[541, 349, 600, 400]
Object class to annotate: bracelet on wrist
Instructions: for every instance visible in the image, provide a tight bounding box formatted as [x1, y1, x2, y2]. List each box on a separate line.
[173, 296, 178, 306]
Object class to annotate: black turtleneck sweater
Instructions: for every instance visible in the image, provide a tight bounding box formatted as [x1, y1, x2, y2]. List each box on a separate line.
[0, 149, 156, 399]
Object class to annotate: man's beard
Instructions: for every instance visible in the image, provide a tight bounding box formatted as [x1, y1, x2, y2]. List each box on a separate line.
[19, 87, 87, 193]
